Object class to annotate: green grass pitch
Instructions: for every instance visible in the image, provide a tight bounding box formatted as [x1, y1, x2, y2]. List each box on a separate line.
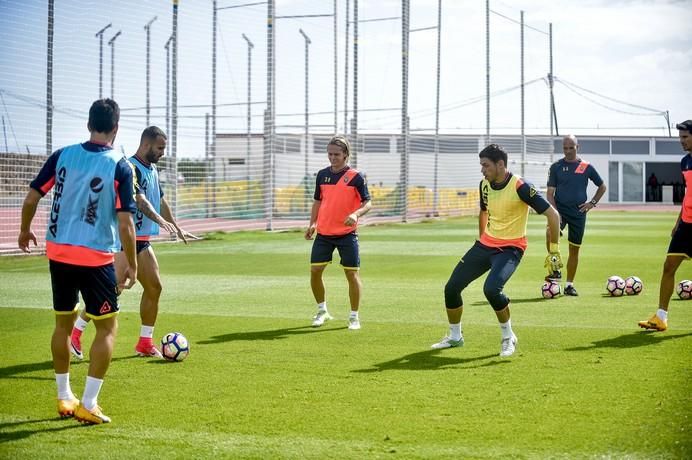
[0, 211, 690, 458]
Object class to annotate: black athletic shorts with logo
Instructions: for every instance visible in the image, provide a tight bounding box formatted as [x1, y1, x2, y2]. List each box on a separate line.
[49, 260, 120, 319]
[667, 220, 692, 258]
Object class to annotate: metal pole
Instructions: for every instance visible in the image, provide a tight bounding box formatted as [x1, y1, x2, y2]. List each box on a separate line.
[344, 0, 350, 134]
[108, 30, 122, 99]
[549, 22, 554, 138]
[520, 10, 525, 178]
[145, 16, 157, 126]
[2, 117, 8, 153]
[485, 0, 490, 142]
[333, 0, 338, 134]
[171, 0, 178, 216]
[46, 0, 54, 155]
[433, 0, 441, 216]
[95, 23, 112, 99]
[205, 112, 210, 218]
[165, 35, 172, 137]
[300, 29, 311, 213]
[401, 0, 409, 222]
[212, 0, 217, 217]
[352, 0, 358, 168]
[243, 33, 254, 213]
[265, 0, 275, 230]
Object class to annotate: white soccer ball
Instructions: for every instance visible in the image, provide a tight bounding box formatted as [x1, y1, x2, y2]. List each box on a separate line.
[677, 280, 692, 300]
[624, 276, 643, 295]
[541, 280, 561, 299]
[161, 332, 190, 362]
[606, 275, 625, 297]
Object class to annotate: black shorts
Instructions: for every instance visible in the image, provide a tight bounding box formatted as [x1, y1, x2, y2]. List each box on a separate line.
[310, 233, 360, 270]
[49, 260, 119, 319]
[667, 220, 692, 258]
[558, 210, 586, 246]
[120, 241, 151, 254]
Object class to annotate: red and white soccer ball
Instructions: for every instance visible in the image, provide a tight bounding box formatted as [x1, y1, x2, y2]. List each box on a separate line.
[624, 276, 643, 295]
[677, 280, 692, 300]
[541, 280, 561, 299]
[161, 332, 190, 362]
[605, 275, 626, 297]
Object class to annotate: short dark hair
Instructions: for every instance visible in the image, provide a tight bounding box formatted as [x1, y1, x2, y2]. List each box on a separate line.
[479, 143, 508, 165]
[88, 99, 119, 133]
[140, 126, 167, 143]
[328, 135, 351, 157]
[676, 120, 692, 133]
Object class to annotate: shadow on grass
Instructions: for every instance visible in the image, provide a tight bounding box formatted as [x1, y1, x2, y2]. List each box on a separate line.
[0, 360, 61, 381]
[352, 349, 507, 373]
[565, 331, 692, 351]
[198, 325, 348, 345]
[0, 418, 83, 444]
[470, 297, 545, 306]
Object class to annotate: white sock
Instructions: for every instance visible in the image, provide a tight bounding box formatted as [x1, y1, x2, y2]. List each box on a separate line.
[349, 311, 358, 319]
[140, 325, 154, 339]
[499, 319, 513, 339]
[566, 281, 574, 288]
[317, 301, 327, 312]
[74, 316, 88, 332]
[82, 376, 104, 411]
[657, 309, 668, 321]
[56, 373, 75, 400]
[449, 323, 462, 341]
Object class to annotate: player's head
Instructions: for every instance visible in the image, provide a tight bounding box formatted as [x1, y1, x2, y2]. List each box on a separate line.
[479, 143, 508, 182]
[327, 135, 351, 169]
[140, 126, 167, 163]
[88, 99, 119, 140]
[563, 134, 579, 159]
[676, 120, 692, 153]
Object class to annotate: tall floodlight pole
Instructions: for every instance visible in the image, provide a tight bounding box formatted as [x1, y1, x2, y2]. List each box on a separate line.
[144, 16, 158, 126]
[108, 30, 122, 99]
[211, 0, 217, 217]
[95, 23, 112, 98]
[299, 28, 311, 212]
[343, 0, 351, 135]
[171, 0, 179, 215]
[352, 0, 359, 168]
[520, 10, 525, 177]
[266, 0, 275, 230]
[164, 34, 173, 137]
[333, 0, 338, 133]
[549, 22, 555, 138]
[401, 0, 409, 222]
[242, 33, 254, 211]
[485, 0, 490, 141]
[433, 0, 442, 216]
[46, 0, 54, 155]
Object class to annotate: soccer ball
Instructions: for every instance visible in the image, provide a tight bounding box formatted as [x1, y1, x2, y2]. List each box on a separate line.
[161, 332, 189, 362]
[605, 275, 625, 297]
[677, 280, 692, 300]
[541, 280, 561, 299]
[624, 276, 643, 295]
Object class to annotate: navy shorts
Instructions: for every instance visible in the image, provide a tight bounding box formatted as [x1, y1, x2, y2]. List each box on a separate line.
[558, 210, 586, 246]
[667, 220, 692, 258]
[120, 240, 151, 254]
[310, 233, 360, 270]
[49, 260, 119, 319]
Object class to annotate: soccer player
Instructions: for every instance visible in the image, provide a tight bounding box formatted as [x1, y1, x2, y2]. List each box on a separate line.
[545, 134, 606, 295]
[18, 99, 137, 424]
[431, 144, 562, 357]
[639, 120, 692, 331]
[70, 126, 195, 359]
[304, 135, 372, 330]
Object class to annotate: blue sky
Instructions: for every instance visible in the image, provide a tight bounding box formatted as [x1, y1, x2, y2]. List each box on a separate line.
[0, 0, 690, 158]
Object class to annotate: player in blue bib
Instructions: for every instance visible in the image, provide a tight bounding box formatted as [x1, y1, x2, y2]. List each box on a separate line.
[70, 126, 196, 359]
[546, 134, 606, 296]
[18, 99, 138, 425]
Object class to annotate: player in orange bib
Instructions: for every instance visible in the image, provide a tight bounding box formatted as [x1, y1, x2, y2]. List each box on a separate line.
[304, 135, 372, 330]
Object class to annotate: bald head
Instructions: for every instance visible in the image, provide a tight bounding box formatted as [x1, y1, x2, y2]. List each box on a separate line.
[562, 134, 579, 161]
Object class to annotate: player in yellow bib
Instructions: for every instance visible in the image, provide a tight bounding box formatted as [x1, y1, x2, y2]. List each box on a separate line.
[431, 144, 562, 357]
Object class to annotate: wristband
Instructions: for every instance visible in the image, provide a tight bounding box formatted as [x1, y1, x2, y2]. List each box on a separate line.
[549, 243, 559, 253]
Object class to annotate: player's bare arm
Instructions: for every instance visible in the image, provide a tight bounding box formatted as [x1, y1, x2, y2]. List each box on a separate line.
[18, 188, 41, 253]
[135, 193, 177, 235]
[305, 200, 321, 240]
[344, 200, 372, 226]
[160, 198, 199, 243]
[118, 212, 138, 291]
[478, 209, 489, 239]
